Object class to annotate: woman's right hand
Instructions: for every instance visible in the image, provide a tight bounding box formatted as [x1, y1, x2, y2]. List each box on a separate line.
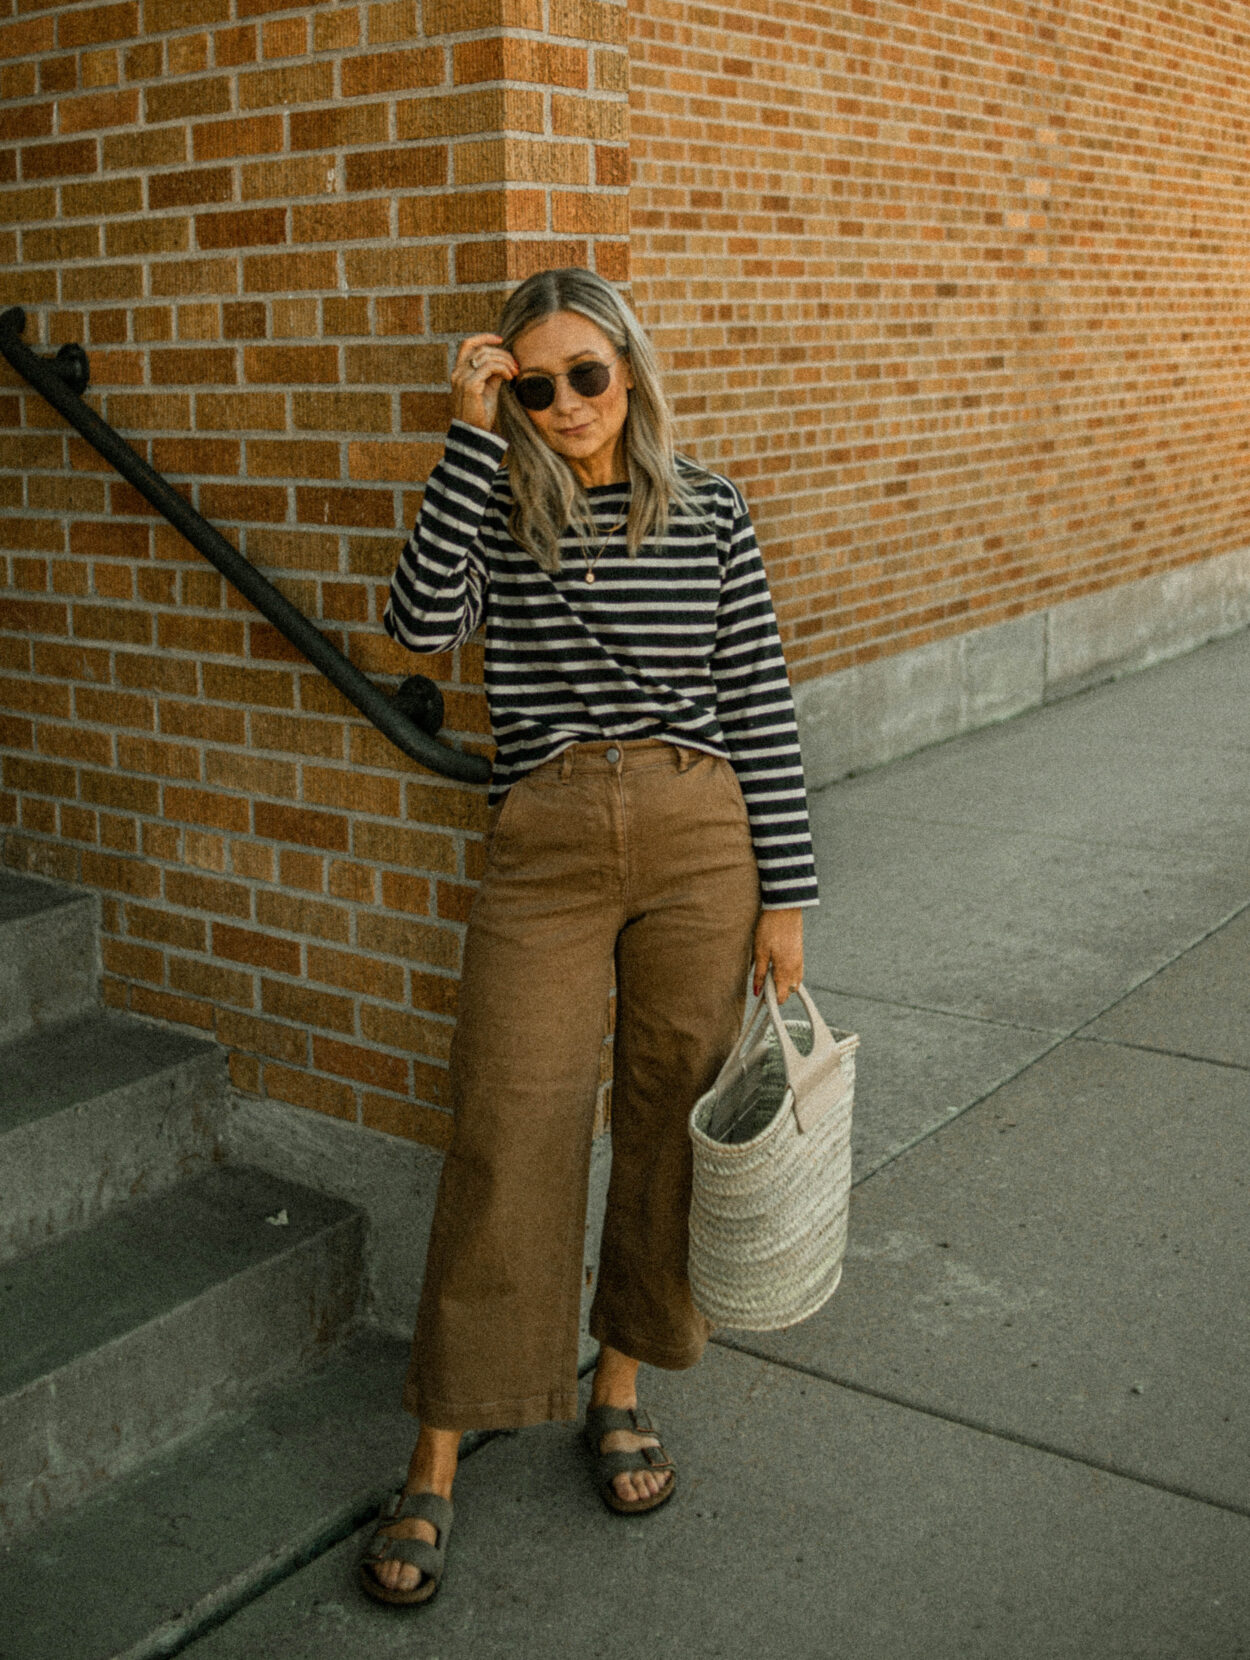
[451, 333, 517, 433]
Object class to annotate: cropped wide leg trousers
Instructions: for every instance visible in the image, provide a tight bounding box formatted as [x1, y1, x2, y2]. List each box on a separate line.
[403, 738, 762, 1430]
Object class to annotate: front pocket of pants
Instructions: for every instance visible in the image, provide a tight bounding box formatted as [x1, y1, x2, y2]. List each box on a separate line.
[484, 781, 526, 863]
[712, 758, 750, 827]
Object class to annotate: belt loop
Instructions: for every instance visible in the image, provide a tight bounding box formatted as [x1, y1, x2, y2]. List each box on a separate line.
[560, 746, 576, 781]
[676, 745, 699, 773]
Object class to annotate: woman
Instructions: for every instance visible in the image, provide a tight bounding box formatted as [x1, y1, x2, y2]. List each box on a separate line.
[360, 268, 820, 1605]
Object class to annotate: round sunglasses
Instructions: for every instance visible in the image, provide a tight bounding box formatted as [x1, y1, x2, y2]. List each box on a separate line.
[509, 355, 620, 412]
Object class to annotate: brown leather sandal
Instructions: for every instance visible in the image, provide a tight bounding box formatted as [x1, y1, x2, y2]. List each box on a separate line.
[358, 1489, 454, 1606]
[584, 1405, 677, 1515]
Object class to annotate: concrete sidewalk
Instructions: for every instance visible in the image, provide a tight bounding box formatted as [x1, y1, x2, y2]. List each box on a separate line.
[190, 630, 1250, 1659]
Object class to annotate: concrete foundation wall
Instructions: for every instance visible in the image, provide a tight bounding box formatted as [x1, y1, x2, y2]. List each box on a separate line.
[795, 546, 1250, 789]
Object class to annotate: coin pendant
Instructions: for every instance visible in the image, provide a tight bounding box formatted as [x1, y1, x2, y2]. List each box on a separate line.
[584, 571, 595, 583]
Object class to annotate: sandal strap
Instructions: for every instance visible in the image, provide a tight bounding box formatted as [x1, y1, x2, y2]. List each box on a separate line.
[584, 1404, 660, 1445]
[362, 1488, 454, 1576]
[363, 1533, 444, 1576]
[595, 1445, 676, 1480]
[379, 1489, 454, 1534]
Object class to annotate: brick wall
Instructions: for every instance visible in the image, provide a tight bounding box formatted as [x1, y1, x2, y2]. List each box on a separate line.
[3, 0, 1249, 1151]
[0, 0, 627, 1146]
[629, 0, 1250, 679]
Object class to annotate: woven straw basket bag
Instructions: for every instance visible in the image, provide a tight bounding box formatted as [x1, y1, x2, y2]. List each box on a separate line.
[688, 971, 857, 1332]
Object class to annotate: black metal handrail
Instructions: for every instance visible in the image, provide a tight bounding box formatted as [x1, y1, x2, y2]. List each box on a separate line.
[0, 306, 490, 785]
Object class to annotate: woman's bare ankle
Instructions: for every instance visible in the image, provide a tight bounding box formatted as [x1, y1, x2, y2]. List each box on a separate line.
[590, 1343, 641, 1409]
[405, 1423, 461, 1498]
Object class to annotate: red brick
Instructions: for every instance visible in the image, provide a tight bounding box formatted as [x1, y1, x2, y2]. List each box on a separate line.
[362, 1094, 453, 1148]
[160, 701, 247, 744]
[163, 786, 251, 832]
[216, 1009, 306, 1065]
[306, 942, 404, 999]
[341, 46, 441, 97]
[82, 849, 163, 898]
[168, 954, 254, 1008]
[263, 1064, 354, 1120]
[0, 15, 55, 58]
[16, 134, 98, 181]
[115, 652, 198, 694]
[289, 102, 389, 150]
[80, 771, 159, 814]
[149, 167, 233, 210]
[192, 114, 283, 163]
[57, 88, 139, 135]
[3, 754, 76, 797]
[244, 344, 337, 383]
[146, 0, 230, 30]
[115, 735, 200, 779]
[164, 868, 253, 918]
[125, 904, 207, 950]
[254, 801, 350, 852]
[294, 486, 397, 529]
[290, 199, 391, 243]
[312, 1035, 408, 1094]
[101, 936, 164, 985]
[71, 605, 152, 646]
[130, 987, 215, 1030]
[213, 922, 301, 975]
[68, 521, 148, 561]
[454, 37, 587, 90]
[342, 146, 447, 193]
[199, 482, 288, 523]
[197, 207, 287, 249]
[149, 347, 238, 384]
[360, 1003, 451, 1058]
[0, 597, 68, 633]
[260, 978, 354, 1035]
[58, 3, 139, 49]
[75, 685, 152, 729]
[202, 663, 295, 708]
[0, 676, 70, 719]
[237, 62, 333, 109]
[145, 76, 231, 124]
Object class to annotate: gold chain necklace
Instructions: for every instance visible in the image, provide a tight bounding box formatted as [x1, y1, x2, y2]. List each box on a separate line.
[582, 516, 625, 584]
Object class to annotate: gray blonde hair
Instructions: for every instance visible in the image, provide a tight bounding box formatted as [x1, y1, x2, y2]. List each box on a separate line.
[493, 268, 705, 572]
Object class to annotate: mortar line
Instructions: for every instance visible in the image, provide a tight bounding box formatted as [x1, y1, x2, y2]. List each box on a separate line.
[711, 1339, 1250, 1526]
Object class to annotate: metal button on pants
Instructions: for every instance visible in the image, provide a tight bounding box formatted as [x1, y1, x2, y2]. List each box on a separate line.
[403, 738, 760, 1432]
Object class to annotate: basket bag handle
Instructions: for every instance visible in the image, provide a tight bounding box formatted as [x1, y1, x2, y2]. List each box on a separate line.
[732, 969, 849, 1134]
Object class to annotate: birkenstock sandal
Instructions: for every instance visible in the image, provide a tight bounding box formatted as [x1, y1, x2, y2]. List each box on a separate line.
[584, 1404, 677, 1515]
[358, 1489, 454, 1606]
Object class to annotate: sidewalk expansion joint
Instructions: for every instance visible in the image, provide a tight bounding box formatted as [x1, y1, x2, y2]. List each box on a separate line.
[1064, 896, 1250, 1044]
[1073, 1032, 1250, 1072]
[803, 979, 1064, 1035]
[710, 1340, 1250, 1526]
[130, 1428, 503, 1660]
[849, 1029, 1072, 1190]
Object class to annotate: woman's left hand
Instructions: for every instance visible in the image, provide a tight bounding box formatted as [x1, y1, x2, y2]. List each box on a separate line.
[752, 907, 804, 1001]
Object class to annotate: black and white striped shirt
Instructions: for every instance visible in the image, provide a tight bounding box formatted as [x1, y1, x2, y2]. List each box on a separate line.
[385, 422, 820, 910]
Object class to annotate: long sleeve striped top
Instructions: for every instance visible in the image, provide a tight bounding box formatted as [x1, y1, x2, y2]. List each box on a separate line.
[384, 421, 820, 910]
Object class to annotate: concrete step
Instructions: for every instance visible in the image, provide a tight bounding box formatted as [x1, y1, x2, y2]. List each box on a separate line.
[0, 1329, 430, 1660]
[0, 871, 98, 1043]
[0, 1009, 229, 1266]
[0, 1164, 364, 1543]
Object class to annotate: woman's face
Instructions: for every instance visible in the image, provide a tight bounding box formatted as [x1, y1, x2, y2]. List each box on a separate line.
[510, 310, 635, 488]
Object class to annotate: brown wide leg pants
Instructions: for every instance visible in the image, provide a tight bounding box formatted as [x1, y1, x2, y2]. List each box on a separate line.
[403, 737, 762, 1430]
